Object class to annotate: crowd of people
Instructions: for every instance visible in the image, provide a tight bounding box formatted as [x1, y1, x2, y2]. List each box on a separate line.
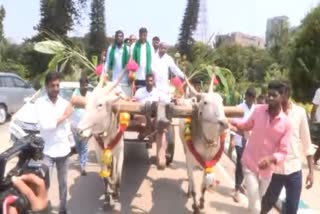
[6, 26, 320, 214]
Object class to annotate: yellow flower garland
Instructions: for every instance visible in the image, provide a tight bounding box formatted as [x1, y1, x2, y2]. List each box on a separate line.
[99, 112, 131, 178]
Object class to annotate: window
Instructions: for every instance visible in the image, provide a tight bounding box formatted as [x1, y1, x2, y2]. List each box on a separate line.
[13, 77, 26, 88]
[0, 76, 15, 87]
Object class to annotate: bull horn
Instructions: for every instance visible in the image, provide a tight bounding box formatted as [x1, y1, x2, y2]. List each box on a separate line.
[185, 77, 200, 96]
[106, 68, 128, 94]
[208, 73, 215, 93]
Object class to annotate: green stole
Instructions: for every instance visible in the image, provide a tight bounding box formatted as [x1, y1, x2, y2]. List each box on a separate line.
[108, 44, 129, 78]
[132, 40, 152, 74]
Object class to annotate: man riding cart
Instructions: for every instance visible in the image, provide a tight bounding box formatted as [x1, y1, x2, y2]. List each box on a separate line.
[129, 74, 172, 169]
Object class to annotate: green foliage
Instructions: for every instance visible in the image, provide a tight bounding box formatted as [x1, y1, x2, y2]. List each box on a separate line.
[214, 44, 274, 82]
[264, 63, 289, 83]
[88, 0, 107, 57]
[35, 0, 87, 40]
[178, 0, 200, 59]
[289, 5, 320, 102]
[33, 33, 96, 80]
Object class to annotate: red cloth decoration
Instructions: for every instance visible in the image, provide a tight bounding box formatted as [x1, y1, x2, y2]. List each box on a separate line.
[213, 76, 219, 85]
[186, 135, 225, 169]
[94, 124, 127, 150]
[171, 77, 183, 88]
[126, 59, 138, 72]
[95, 64, 103, 75]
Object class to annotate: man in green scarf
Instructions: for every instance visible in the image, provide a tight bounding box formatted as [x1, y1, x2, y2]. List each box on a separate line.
[131, 27, 155, 89]
[105, 30, 130, 96]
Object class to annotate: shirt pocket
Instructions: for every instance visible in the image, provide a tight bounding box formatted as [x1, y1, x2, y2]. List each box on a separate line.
[268, 122, 287, 140]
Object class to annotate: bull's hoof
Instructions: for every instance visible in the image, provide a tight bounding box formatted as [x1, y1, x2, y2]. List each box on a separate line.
[103, 194, 114, 211]
[157, 159, 166, 170]
[157, 164, 166, 171]
[199, 198, 205, 209]
[192, 204, 200, 214]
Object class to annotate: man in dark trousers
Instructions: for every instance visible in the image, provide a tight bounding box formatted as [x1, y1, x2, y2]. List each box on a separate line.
[261, 81, 314, 214]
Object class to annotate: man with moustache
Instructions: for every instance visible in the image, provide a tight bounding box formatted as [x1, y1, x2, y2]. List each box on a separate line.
[34, 72, 73, 214]
[105, 30, 130, 96]
[131, 27, 155, 89]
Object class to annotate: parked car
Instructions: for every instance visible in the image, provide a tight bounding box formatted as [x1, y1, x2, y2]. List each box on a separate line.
[9, 81, 93, 145]
[0, 72, 36, 124]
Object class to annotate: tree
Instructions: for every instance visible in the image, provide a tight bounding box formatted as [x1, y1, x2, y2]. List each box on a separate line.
[213, 44, 274, 82]
[88, 0, 107, 57]
[0, 5, 5, 41]
[36, 0, 87, 39]
[178, 0, 200, 59]
[289, 5, 320, 102]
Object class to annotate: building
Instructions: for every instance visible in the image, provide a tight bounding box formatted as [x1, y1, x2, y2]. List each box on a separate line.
[265, 16, 290, 49]
[215, 32, 265, 49]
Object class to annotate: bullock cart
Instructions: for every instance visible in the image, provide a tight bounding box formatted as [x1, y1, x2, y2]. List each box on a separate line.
[73, 90, 243, 211]
[103, 101, 242, 207]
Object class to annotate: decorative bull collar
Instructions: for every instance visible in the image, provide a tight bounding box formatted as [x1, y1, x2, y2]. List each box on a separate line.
[96, 112, 130, 178]
[94, 112, 130, 150]
[183, 117, 226, 173]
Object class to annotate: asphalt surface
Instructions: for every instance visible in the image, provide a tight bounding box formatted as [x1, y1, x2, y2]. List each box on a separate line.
[1, 122, 318, 213]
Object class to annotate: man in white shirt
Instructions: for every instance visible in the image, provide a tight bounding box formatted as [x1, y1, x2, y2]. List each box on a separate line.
[134, 74, 171, 104]
[310, 88, 320, 164]
[131, 27, 155, 88]
[231, 87, 256, 202]
[105, 30, 131, 96]
[133, 74, 171, 169]
[261, 81, 314, 214]
[153, 42, 185, 95]
[152, 36, 160, 54]
[34, 72, 73, 214]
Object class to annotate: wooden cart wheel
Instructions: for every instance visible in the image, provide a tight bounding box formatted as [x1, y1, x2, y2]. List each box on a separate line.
[165, 123, 176, 166]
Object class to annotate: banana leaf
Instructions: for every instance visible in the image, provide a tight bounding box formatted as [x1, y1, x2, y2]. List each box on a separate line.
[34, 41, 65, 55]
[48, 53, 66, 70]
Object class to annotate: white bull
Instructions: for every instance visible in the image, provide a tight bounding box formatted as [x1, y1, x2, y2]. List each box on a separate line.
[75, 71, 128, 208]
[179, 77, 229, 213]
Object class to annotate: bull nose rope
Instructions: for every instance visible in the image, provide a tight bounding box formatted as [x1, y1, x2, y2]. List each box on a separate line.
[98, 112, 131, 178]
[183, 118, 226, 174]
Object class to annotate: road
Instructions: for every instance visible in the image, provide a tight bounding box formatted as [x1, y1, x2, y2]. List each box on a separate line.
[0, 122, 319, 214]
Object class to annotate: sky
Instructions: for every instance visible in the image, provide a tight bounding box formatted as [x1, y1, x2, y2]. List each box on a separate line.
[0, 0, 319, 45]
